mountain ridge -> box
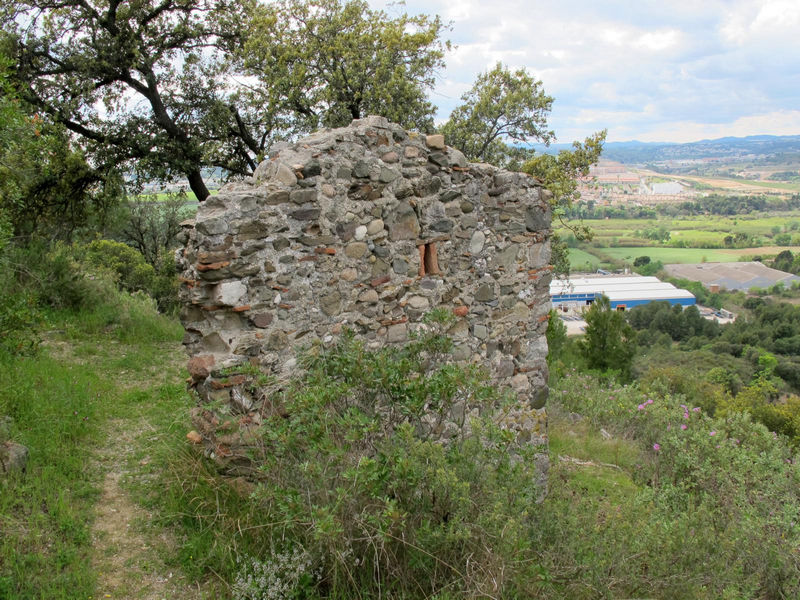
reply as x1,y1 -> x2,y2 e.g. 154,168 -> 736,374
533,134 -> 800,163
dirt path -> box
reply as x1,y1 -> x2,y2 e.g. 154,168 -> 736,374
72,336 -> 226,600
91,416 -> 219,600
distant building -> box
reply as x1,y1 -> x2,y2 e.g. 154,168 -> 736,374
664,262 -> 800,291
550,275 -> 696,311
649,181 -> 686,195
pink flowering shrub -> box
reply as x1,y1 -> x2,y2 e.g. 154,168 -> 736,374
548,368 -> 800,597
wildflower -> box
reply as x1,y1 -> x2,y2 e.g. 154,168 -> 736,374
653,443 -> 661,451
683,412 -> 689,419
709,431 -> 716,436
646,398 -> 654,405
681,424 -> 687,430
693,407 -> 700,412
638,404 -> 645,410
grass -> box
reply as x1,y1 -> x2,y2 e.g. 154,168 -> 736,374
584,245 -> 800,265
0,352 -> 108,598
567,247 -> 604,271
0,297 -> 191,599
143,191 -> 198,202
561,212 -> 800,249
141,189 -> 219,203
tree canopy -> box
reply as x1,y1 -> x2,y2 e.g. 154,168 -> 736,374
2,0 -> 449,202
580,295 -> 635,380
440,63 -> 554,168
0,54 -> 121,238
3,0 -> 259,201
243,0 -> 448,133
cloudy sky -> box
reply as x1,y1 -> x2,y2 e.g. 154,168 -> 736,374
373,0 -> 800,144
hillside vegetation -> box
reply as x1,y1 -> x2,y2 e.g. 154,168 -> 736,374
3,242 -> 800,597
4,1 -> 800,595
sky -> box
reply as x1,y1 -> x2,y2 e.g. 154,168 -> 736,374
372,0 -> 800,144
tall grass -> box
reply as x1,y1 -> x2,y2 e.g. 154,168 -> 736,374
0,247 -> 183,598
0,350 -> 109,597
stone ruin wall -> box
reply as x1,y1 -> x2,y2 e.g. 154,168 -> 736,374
177,116 -> 553,479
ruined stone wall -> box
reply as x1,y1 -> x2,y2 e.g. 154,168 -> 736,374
177,116 -> 552,476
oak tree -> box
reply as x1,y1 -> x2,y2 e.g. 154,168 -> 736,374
4,0 -> 449,201
523,130 -> 606,275
0,54 -> 121,238
4,0 -> 260,201
440,63 -> 554,167
242,0 -> 448,133
579,295 -> 635,380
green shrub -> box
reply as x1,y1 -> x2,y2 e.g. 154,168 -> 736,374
168,314 -> 547,598
245,320 -> 543,597
0,291 -> 41,356
547,369 -> 800,598
7,241 -> 116,311
83,239 -> 158,293
82,239 -> 179,313
0,213 -> 42,356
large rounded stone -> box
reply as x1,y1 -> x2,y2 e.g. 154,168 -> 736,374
385,201 -> 420,241
1,442 -> 28,474
345,242 -> 369,258
470,231 -> 486,254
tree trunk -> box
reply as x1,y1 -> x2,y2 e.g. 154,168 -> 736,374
186,168 -> 210,202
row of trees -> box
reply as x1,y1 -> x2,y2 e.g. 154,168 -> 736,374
1,0 -> 603,246
551,294 -> 800,392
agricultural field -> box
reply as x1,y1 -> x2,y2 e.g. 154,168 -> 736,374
567,248 -> 603,271
633,167 -> 800,195
560,211 -> 800,256
579,246 -> 800,267
563,207 -> 800,271
142,191 -> 202,202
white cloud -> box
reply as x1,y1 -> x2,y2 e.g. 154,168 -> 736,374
370,0 -> 800,142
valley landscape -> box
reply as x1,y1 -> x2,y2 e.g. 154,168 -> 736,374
4,1 -> 800,599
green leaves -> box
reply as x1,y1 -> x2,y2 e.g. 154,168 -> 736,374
523,130 -> 606,210
5,0 -> 256,201
440,62 -> 554,167
5,0 -> 449,201
242,0 -> 447,133
580,295 -> 636,380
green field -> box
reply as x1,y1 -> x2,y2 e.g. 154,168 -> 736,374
567,248 -> 603,271
143,191 -> 200,202
574,245 -> 800,269
742,179 -> 800,192
559,212 -> 800,252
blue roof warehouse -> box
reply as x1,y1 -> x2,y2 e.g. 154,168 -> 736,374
550,275 -> 696,311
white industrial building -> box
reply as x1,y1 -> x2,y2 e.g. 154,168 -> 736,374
550,275 -> 696,311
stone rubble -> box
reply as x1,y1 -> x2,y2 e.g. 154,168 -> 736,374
0,441 -> 28,475
178,116 -> 553,485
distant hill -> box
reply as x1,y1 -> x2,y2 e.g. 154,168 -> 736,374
533,134 -> 800,164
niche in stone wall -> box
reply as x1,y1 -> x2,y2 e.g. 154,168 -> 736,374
418,242 -> 441,277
